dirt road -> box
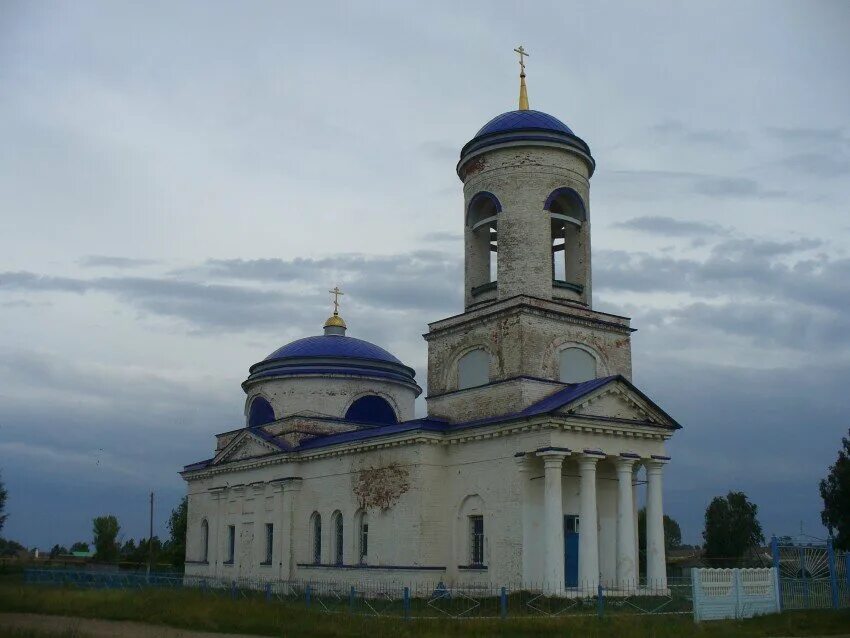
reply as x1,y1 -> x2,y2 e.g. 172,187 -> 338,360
0,613 -> 272,637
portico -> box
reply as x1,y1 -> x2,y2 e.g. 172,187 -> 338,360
520,444 -> 669,593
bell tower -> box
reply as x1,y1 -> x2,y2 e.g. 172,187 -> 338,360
425,49 -> 634,423
459,47 -> 595,310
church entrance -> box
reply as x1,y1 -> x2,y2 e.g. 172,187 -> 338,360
564,514 -> 579,587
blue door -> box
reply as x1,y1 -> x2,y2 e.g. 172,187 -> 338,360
564,515 -> 579,587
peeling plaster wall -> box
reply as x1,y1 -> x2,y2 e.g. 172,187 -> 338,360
462,146 -> 592,308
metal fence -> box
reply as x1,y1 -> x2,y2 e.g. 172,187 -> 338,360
23,569 -> 693,620
771,536 -> 850,611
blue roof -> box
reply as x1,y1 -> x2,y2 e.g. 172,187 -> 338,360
264,335 -> 403,365
475,110 -> 574,137
183,375 -> 680,471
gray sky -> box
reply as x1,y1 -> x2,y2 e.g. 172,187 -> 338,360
1,0 -> 849,549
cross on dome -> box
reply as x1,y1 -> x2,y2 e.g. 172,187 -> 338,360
324,285 -> 347,335
513,45 -> 530,110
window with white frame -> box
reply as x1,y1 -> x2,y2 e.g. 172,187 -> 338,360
356,510 -> 368,563
263,523 -> 273,564
332,511 -> 344,565
201,519 -> 209,563
311,513 -> 322,564
226,525 -> 235,564
469,515 -> 484,566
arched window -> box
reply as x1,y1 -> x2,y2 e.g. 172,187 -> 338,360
559,347 -> 597,384
458,348 -> 490,390
201,519 -> 209,563
545,188 -> 587,290
354,509 -> 368,564
458,494 -> 486,568
467,192 -> 501,295
345,395 -> 398,425
247,396 -> 275,427
332,511 -> 344,565
310,512 -> 322,565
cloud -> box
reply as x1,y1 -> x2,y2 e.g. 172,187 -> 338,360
613,215 -> 730,238
79,256 -> 158,269
605,170 -> 788,201
650,120 -> 746,150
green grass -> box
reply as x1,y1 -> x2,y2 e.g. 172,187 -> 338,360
0,581 -> 848,637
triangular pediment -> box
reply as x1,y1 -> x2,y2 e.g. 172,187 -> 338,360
556,380 -> 678,428
213,429 -> 283,466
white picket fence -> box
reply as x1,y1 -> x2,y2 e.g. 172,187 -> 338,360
692,568 -> 780,622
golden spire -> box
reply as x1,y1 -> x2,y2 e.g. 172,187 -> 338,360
324,285 -> 347,333
514,45 -> 530,110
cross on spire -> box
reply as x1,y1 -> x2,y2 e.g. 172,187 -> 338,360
514,45 -> 530,110
514,45 -> 529,73
329,286 -> 344,315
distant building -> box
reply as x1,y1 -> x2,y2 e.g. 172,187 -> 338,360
181,54 -> 680,591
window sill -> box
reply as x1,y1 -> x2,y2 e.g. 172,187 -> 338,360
471,281 -> 497,297
458,564 -> 488,571
259,561 -> 272,567
223,561 -> 234,566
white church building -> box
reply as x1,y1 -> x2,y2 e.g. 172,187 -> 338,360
181,57 -> 680,593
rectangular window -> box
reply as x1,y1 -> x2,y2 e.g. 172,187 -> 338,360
263,523 -> 273,564
359,522 -> 368,563
469,515 -> 484,566
226,525 -> 235,564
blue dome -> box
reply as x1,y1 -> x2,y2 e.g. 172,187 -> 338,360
264,335 -> 403,365
475,110 -> 573,137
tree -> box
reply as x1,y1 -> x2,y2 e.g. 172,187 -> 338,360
703,491 -> 764,566
820,428 -> 850,550
69,541 -> 90,553
0,471 -> 7,533
92,515 -> 120,562
49,544 -> 68,559
638,508 -> 683,573
167,497 -> 188,570
637,508 -> 682,552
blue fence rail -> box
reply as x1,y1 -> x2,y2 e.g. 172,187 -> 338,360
770,536 -> 850,611
23,570 -> 694,619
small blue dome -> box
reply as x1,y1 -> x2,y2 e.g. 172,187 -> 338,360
264,335 -> 403,365
475,110 -> 574,137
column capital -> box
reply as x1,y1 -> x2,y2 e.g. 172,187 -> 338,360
534,446 -> 571,460
614,455 -> 638,471
578,450 -> 604,467
645,455 -> 670,471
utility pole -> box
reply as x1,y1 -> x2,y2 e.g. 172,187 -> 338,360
146,491 -> 154,580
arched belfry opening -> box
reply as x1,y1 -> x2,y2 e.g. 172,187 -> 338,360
466,191 -> 501,299
545,188 -> 588,296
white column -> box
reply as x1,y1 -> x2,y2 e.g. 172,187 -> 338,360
646,459 -> 668,589
537,450 -> 569,590
578,454 -> 601,592
615,457 -> 637,587
632,465 -> 640,584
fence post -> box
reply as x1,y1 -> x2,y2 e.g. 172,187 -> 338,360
230,580 -> 236,600
597,583 -> 604,618
265,582 -> 272,603
770,536 -> 782,612
349,586 -> 355,614
500,586 -> 507,619
305,584 -> 311,609
827,538 -> 839,610
403,586 -> 410,620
